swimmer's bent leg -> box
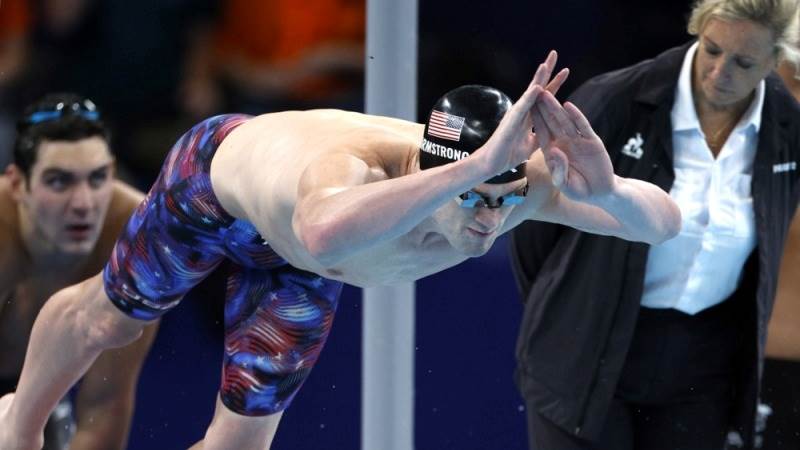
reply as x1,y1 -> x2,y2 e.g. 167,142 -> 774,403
220,264 -> 343,416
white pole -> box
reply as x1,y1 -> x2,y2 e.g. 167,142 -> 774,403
362,0 -> 417,448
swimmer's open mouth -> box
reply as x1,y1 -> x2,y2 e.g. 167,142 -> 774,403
468,228 -> 494,237
66,224 -> 92,232
65,224 -> 93,239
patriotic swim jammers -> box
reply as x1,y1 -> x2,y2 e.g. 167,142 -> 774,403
103,115 -> 343,415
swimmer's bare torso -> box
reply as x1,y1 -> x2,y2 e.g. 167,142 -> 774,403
210,110 -> 550,287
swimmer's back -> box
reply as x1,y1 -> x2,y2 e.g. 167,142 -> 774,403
0,177 -> 24,308
210,109 -> 424,230
215,109 -> 423,186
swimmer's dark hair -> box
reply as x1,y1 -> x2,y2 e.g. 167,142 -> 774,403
13,93 -> 111,177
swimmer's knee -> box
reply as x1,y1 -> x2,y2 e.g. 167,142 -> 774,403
88,310 -> 145,350
65,274 -> 146,351
202,395 -> 282,450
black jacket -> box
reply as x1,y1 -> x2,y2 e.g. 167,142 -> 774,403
511,42 -> 800,447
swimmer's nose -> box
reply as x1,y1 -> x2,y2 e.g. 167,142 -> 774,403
473,207 -> 503,232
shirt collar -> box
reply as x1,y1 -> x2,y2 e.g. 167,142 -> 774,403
672,42 -> 765,134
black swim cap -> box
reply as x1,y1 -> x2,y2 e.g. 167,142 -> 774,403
420,84 -> 525,184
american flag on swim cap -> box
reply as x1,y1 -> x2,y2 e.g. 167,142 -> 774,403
428,110 -> 465,142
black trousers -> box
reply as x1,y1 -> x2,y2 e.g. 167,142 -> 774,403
759,358 -> 800,449
527,298 -> 745,450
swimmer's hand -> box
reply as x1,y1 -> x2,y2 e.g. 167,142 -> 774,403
476,50 -> 569,179
0,393 -> 44,450
531,90 -> 617,202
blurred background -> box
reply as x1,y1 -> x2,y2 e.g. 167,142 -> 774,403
0,1 -> 698,448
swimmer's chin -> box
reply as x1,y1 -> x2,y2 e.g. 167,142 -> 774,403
457,241 -> 495,258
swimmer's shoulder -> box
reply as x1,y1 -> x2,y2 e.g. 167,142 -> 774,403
0,176 -> 24,279
326,110 -> 424,178
0,176 -> 21,241
101,180 -> 145,241
305,109 -> 424,167
0,176 -> 18,229
84,180 -> 144,273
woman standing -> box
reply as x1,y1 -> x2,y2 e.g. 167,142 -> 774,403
511,1 -> 800,449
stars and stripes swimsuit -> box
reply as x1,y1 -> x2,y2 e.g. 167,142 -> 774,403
103,114 -> 343,415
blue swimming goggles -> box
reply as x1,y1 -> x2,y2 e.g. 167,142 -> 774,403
457,184 -> 529,209
25,99 -> 100,125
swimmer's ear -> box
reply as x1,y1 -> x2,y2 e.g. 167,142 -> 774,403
5,164 -> 27,199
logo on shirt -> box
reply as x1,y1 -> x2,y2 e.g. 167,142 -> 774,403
772,161 -> 797,174
621,133 -> 644,159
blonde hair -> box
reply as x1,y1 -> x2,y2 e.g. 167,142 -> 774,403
688,0 -> 800,68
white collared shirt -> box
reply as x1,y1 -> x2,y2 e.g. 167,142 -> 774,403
640,42 -> 763,315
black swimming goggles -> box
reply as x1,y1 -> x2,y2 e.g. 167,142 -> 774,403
456,184 -> 529,209
24,99 -> 100,125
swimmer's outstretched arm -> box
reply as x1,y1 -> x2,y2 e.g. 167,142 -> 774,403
70,320 -> 159,450
512,90 -> 681,244
294,52 -> 568,266
0,274 -> 147,450
293,145 -> 493,266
